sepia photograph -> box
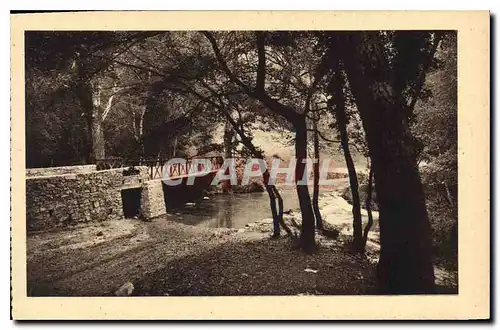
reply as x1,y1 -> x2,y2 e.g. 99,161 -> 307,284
10,11 -> 490,320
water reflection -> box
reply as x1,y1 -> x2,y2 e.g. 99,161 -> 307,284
167,189 -> 301,229
165,180 -> 349,229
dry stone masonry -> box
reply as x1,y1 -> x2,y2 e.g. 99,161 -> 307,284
26,165 -> 97,178
26,165 -> 166,231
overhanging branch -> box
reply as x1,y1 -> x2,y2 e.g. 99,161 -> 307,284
306,128 -> 340,144
201,31 -> 300,124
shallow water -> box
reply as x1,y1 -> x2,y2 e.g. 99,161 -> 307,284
166,179 -> 351,229
167,188 -> 302,229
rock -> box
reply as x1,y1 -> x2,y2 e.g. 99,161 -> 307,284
232,181 -> 265,194
237,228 -> 245,233
96,231 -> 104,237
115,282 -> 134,296
304,268 -> 319,274
203,196 -> 210,200
185,202 -> 196,206
341,184 -> 378,211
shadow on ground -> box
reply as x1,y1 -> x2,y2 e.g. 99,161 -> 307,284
133,236 -> 378,296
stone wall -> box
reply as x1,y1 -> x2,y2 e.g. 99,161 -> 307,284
26,166 -> 152,232
26,165 -> 97,178
141,179 -> 167,219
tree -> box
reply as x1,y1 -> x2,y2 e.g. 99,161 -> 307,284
327,65 -> 363,252
310,113 -> 323,230
105,32 -> 223,161
333,31 -> 443,293
362,164 -> 375,250
25,66 -> 90,167
25,31 -> 159,163
223,102 -> 293,237
200,31 -> 329,252
411,33 -> 458,255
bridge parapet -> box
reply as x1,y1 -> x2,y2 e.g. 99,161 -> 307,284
26,164 -> 97,178
26,166 -> 161,232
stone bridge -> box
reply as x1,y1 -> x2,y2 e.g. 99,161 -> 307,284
25,158 -> 223,232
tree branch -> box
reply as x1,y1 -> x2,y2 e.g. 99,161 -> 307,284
101,94 -> 115,121
103,57 -> 165,77
85,32 -> 164,81
201,32 -> 253,94
201,31 -> 300,124
306,128 -> 340,144
305,53 -> 330,114
406,32 -> 444,113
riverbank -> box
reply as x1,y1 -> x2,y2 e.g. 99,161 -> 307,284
134,224 -> 377,296
139,188 -> 457,295
27,214 -> 378,296
27,217 -> 264,296
27,185 -> 457,296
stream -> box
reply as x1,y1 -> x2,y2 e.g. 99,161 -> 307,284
166,187 -> 302,229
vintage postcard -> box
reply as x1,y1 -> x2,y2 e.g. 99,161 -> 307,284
10,11 -> 490,320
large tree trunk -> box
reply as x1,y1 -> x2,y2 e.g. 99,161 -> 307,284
133,106 -> 146,160
90,87 -> 108,161
342,137 -> 363,251
91,115 -> 105,160
274,185 -> 292,235
312,119 -> 323,230
339,32 -> 435,293
265,184 -> 280,236
329,71 -> 363,252
295,120 -> 316,252
74,82 -> 105,162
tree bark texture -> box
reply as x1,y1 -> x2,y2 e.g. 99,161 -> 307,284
329,69 -> 363,252
312,119 -> 324,230
295,120 -> 316,252
339,32 -> 435,293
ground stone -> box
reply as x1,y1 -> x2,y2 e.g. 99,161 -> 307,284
115,282 -> 134,296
